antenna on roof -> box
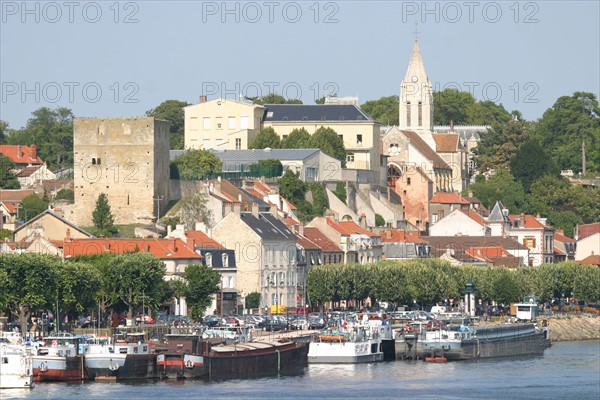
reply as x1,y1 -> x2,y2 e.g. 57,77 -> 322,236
413,22 -> 420,41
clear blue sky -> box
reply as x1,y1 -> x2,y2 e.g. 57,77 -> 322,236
1,1 -> 599,129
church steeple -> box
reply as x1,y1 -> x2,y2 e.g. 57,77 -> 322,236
399,40 -> 434,148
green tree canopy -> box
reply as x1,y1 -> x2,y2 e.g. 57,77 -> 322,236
467,100 -> 511,125
360,96 -> 399,126
468,170 -> 526,212
281,128 -> 311,148
510,139 -> 560,192
0,154 -> 20,189
2,107 -> 74,171
0,253 -> 60,333
247,93 -> 302,105
433,89 -> 476,125
20,194 -> 48,222
473,119 -> 533,173
92,193 -> 115,231
245,292 -> 261,309
58,261 -> 101,319
277,169 -> 307,207
171,149 -> 223,180
146,99 -> 191,150
535,92 -> 600,173
249,127 -> 281,149
183,264 -> 221,320
310,126 -> 346,167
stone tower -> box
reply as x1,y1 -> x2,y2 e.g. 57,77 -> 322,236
399,40 -> 435,148
73,117 -> 170,226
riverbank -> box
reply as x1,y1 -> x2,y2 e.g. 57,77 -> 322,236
544,315 -> 600,341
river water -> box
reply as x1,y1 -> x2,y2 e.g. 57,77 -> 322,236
4,341 -> 599,400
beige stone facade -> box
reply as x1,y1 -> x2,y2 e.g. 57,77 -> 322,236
184,98 -> 264,150
73,117 -> 170,226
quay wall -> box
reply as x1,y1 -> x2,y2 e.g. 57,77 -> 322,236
543,315 -> 600,342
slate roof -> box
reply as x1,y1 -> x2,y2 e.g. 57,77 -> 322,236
402,130 -> 451,170
214,149 -> 322,169
262,104 -> 373,123
488,201 -> 509,222
240,212 -> 296,240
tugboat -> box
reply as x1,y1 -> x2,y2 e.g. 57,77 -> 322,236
84,332 -> 156,380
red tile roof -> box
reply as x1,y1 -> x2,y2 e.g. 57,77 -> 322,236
2,202 -> 18,213
336,221 -> 379,238
184,231 -> 223,249
303,227 -> 342,253
577,254 -> 600,266
430,192 -> 470,205
462,209 -> 485,226
509,215 -> 550,229
554,233 -> 576,243
0,189 -> 35,201
296,234 -> 320,250
282,197 -> 297,210
577,223 -> 600,240
381,229 -> 428,243
553,247 -> 565,256
465,246 -> 511,259
432,134 -> 460,153
0,145 -> 43,165
64,238 -> 201,259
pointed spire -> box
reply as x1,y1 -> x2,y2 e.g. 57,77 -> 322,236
403,40 -> 429,83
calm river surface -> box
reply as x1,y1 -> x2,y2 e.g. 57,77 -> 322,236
4,341 -> 599,400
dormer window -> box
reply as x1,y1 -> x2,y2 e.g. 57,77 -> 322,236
205,253 -> 212,267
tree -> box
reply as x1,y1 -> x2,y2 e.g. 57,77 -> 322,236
310,126 -> 346,167
249,127 -> 281,149
0,253 -> 60,334
57,261 -> 101,321
20,194 -> 48,222
535,92 -> 600,173
361,96 -> 399,126
249,159 -> 283,178
170,149 -> 223,180
105,253 -> 166,321
245,292 -> 261,309
146,100 -> 191,150
3,107 -> 74,171
92,193 -> 115,231
467,100 -> 511,125
473,119 -> 534,173
375,214 -> 385,227
433,89 -> 476,125
0,120 -> 8,143
510,139 -> 560,192
277,169 -> 307,206
281,128 -> 311,148
468,170 -> 526,212
247,93 -> 302,105
72,253 -> 119,321
180,189 -> 213,229
0,154 -> 20,189
183,264 -> 221,320
54,188 -> 74,202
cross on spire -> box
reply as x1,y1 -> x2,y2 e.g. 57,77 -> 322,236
413,22 -> 419,41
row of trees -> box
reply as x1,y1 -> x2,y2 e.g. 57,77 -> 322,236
0,252 -> 221,333
249,126 -> 347,167
307,260 -> 600,308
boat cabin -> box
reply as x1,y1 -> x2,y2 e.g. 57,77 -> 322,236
514,303 -> 539,322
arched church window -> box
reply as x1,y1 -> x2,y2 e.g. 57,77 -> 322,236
406,102 -> 411,126
418,102 -> 423,126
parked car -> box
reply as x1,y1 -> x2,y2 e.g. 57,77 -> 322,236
264,318 -> 287,331
203,315 -> 221,327
308,317 -> 326,330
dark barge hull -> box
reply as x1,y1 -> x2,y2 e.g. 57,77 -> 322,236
33,356 -> 83,382
204,340 -> 308,380
157,354 -> 205,379
85,354 -> 157,380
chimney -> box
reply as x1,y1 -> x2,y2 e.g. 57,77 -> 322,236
468,191 -> 473,197
520,212 -> 525,227
199,95 -> 207,103
233,202 -> 241,216
269,204 -> 278,217
17,145 -> 23,158
31,144 -> 36,160
167,225 -> 172,237
66,228 -> 71,239
359,213 -> 367,229
450,119 -> 454,132
386,230 -> 392,240
251,202 -> 259,218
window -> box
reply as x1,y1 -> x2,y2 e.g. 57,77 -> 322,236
228,116 -> 235,129
205,253 -> 212,267
407,177 -> 411,185
91,157 -> 101,165
406,102 -> 411,126
203,139 -> 211,149
418,102 -> 423,126
346,153 -> 355,163
306,167 -> 316,180
356,134 -> 362,145
240,116 -> 248,129
222,253 -> 229,267
203,117 -> 210,129
523,237 -> 536,249
215,138 -> 223,148
216,117 -> 223,129
235,138 -> 241,150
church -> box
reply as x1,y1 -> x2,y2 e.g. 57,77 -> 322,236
382,40 -> 472,232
